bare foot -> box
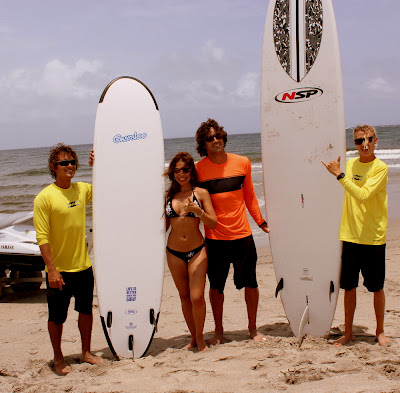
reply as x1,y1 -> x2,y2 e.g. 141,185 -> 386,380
333,335 -> 353,346
53,358 -> 71,376
196,337 -> 208,352
377,332 -> 390,346
81,352 -> 101,365
250,330 -> 266,342
183,339 -> 197,350
207,332 -> 223,346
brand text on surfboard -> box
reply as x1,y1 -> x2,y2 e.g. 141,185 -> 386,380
113,132 -> 147,143
275,87 -> 323,103
126,287 -> 137,302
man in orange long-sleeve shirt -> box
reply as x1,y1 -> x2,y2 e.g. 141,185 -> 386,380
195,119 -> 269,344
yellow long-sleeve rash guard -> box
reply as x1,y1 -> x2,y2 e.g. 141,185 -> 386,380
339,157 -> 388,245
33,182 -> 92,272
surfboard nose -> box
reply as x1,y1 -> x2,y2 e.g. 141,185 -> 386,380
273,0 -> 323,82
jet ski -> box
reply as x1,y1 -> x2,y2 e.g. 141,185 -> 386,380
0,212 -> 44,294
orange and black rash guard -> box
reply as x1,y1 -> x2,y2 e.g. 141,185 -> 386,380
196,153 -> 265,240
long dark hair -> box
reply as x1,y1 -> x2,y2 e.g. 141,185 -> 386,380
164,152 -> 198,201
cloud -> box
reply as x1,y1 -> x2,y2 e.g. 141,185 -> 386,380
366,77 -> 396,95
159,40 -> 261,114
0,68 -> 31,92
235,72 -> 259,100
38,59 -> 104,99
163,79 -> 225,108
0,59 -> 105,100
201,39 -> 225,63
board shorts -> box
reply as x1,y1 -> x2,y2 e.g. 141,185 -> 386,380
46,266 -> 94,325
206,235 -> 258,294
340,241 -> 386,292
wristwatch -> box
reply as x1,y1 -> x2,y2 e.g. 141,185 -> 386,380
337,173 -> 345,180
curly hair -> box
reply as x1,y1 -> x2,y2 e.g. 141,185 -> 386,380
48,143 -> 79,179
164,152 -> 198,201
195,118 -> 228,157
353,124 -> 377,138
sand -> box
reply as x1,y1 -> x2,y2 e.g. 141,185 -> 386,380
1,217 -> 400,393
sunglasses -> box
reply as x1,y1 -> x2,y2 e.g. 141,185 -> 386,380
174,166 -> 191,174
57,159 -> 76,166
205,132 -> 223,142
354,136 -> 375,145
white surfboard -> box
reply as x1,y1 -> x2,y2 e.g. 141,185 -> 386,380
93,76 -> 165,359
261,0 -> 346,338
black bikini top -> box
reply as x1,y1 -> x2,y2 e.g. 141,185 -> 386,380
165,193 -> 202,218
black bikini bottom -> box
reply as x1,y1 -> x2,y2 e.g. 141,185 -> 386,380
166,243 -> 206,264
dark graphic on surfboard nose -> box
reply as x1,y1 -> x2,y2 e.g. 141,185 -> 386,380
273,0 -> 323,82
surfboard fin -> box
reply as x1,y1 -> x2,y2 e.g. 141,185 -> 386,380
129,334 -> 134,360
275,278 -> 284,298
329,281 -> 335,302
298,304 -> 310,348
106,311 -> 113,328
150,309 -> 159,332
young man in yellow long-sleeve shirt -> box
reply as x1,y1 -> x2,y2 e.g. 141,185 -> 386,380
34,144 -> 100,375
322,125 -> 389,346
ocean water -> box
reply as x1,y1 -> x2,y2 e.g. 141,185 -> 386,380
0,125 -> 399,239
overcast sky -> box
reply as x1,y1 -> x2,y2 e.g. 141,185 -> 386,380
1,0 -> 399,150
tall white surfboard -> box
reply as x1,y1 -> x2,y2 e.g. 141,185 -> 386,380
93,77 -> 165,359
261,0 -> 346,339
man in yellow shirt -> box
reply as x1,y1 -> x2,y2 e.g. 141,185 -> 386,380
34,144 -> 100,375
322,125 -> 389,346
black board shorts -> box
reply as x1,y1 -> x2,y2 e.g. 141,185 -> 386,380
206,235 -> 258,294
46,266 -> 94,325
340,241 -> 386,292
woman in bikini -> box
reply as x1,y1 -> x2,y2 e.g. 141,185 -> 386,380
164,152 -> 217,352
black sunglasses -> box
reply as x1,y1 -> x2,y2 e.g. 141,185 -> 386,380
174,166 -> 191,174
354,136 -> 374,145
205,132 -> 223,142
57,159 -> 76,166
